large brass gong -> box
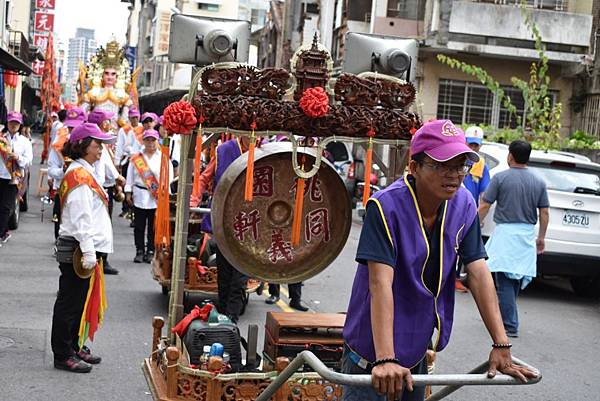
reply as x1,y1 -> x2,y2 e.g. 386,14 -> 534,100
211,142 -> 352,283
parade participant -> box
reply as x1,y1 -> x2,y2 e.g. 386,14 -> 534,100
115,108 -> 143,218
341,120 -> 537,401
50,110 -> 66,144
479,140 -> 549,338
463,126 -> 490,206
125,129 -> 173,263
48,107 -> 86,239
197,136 -> 252,323
134,112 -> 158,154
51,122 -> 114,373
88,110 -> 123,275
80,39 -> 134,129
265,283 -> 308,311
0,111 -> 33,244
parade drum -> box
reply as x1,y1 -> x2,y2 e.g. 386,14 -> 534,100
211,142 -> 352,283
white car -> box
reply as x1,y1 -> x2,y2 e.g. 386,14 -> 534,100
479,142 -> 600,297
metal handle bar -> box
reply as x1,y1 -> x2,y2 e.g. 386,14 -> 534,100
189,207 -> 211,214
256,351 -> 541,401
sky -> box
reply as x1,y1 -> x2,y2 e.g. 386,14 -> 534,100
53,0 -> 131,48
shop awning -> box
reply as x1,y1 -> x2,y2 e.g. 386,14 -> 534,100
0,47 -> 33,76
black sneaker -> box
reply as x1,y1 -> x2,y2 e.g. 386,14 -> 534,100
143,250 -> 154,263
0,232 -> 11,243
54,355 -> 92,373
134,250 -> 144,263
265,295 -> 280,305
289,300 -> 309,312
103,264 -> 120,275
77,346 -> 102,364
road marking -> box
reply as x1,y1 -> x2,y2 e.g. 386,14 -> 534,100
263,284 -> 313,313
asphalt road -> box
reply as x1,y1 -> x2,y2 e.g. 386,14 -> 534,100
1,138 -> 599,400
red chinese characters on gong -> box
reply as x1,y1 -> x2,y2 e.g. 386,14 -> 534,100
233,209 -> 261,241
289,176 -> 323,202
253,165 -> 274,197
305,208 -> 331,243
267,229 -> 294,263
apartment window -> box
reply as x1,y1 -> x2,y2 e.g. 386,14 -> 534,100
198,3 -> 219,12
251,9 -> 266,26
387,0 -> 426,20
438,79 -> 559,128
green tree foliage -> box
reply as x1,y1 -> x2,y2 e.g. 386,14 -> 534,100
437,1 -> 562,150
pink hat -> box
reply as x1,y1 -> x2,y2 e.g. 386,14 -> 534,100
7,111 -> 23,124
64,107 -> 86,128
51,111 -> 58,118
410,120 -> 479,163
88,110 -> 115,125
69,122 -> 115,144
141,112 -> 158,123
142,129 -> 160,140
158,115 -> 164,125
129,108 -> 141,118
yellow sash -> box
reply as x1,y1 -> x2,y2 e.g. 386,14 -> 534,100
470,157 -> 485,179
131,153 -> 160,199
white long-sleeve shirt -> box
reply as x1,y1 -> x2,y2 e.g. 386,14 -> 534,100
58,159 -> 113,254
95,143 -> 119,187
47,146 -> 64,190
0,132 -> 33,181
125,150 -> 173,209
115,126 -> 136,166
50,120 -> 63,144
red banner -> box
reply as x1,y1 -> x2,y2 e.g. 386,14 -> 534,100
32,60 -> 45,76
33,34 -> 49,52
34,12 -> 54,32
36,0 -> 56,9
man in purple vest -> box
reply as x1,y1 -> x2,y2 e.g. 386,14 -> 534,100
342,120 -> 537,401
198,136 -> 250,323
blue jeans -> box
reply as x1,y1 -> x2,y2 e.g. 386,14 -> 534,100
495,272 -> 521,335
341,347 -> 427,401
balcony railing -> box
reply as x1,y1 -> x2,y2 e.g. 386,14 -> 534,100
476,0 -> 568,11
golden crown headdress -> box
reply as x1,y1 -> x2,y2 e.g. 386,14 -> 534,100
96,39 -> 125,69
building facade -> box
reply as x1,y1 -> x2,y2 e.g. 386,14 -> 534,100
259,0 -> 597,138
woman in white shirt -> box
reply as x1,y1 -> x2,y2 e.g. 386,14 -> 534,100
51,123 -> 114,373
125,129 -> 173,263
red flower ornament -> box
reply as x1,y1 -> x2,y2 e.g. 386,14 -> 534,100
299,87 -> 329,118
163,101 -> 198,135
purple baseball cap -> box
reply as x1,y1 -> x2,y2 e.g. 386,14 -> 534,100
142,129 -> 160,140
410,120 -> 479,163
69,123 -> 115,144
158,115 -> 164,125
129,108 -> 141,118
7,111 -> 23,124
141,112 -> 158,123
64,107 -> 86,128
88,110 -> 115,125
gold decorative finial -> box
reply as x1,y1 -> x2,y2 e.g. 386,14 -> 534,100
96,39 -> 124,69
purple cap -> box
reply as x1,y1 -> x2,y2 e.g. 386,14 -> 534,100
64,107 -> 86,128
129,108 -> 141,118
142,129 -> 160,140
7,111 -> 23,124
69,122 -> 115,144
87,110 -> 115,125
158,115 -> 164,125
141,112 -> 158,123
51,111 -> 58,118
410,120 -> 479,163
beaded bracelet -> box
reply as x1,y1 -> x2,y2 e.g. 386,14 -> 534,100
492,343 -> 512,349
372,358 -> 402,367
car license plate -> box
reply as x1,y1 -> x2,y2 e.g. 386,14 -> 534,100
562,210 -> 590,228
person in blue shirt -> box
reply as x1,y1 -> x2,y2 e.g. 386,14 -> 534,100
456,126 -> 491,292
462,126 -> 490,205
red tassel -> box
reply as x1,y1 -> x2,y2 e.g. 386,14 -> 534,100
291,177 -> 305,246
